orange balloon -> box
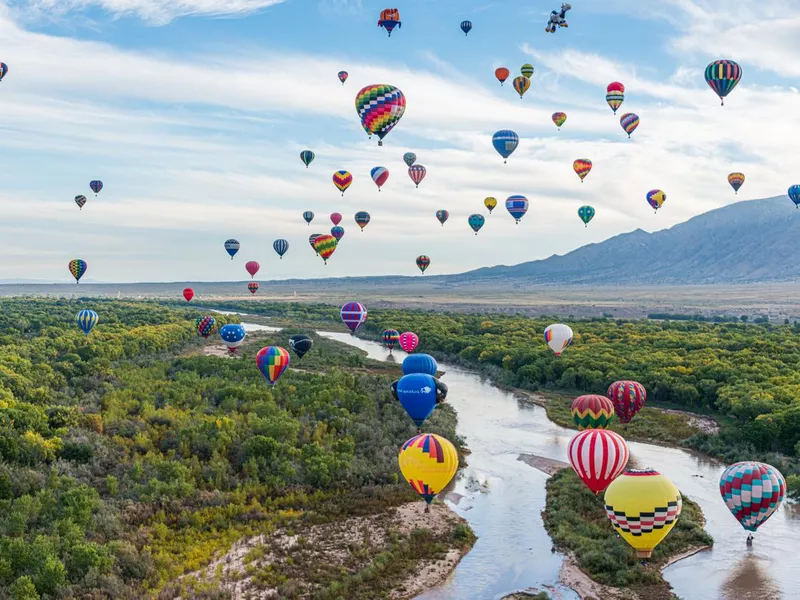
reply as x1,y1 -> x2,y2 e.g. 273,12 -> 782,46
495,67 -> 510,85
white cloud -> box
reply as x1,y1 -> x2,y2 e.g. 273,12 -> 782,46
10,0 -> 285,25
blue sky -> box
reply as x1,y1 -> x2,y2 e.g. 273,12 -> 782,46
0,0 -> 798,283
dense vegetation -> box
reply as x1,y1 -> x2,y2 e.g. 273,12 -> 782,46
205,301 -> 800,496
543,469 -> 712,599
0,298 -> 462,598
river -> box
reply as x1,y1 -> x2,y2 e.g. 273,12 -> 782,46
234,317 -> 800,600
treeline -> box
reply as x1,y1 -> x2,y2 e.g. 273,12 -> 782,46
0,299 -> 458,598
647,312 -> 771,324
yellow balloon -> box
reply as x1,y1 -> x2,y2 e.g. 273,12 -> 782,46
398,433 -> 458,508
604,469 -> 682,559
484,197 -> 498,213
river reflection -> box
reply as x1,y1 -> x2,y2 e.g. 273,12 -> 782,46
235,323 -> 800,600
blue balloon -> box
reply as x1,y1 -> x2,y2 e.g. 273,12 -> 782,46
461,20 -> 472,35
220,324 -> 246,343
395,373 -> 438,426
402,353 -> 438,376
789,185 -> 800,208
75,309 -> 98,335
273,239 -> 289,258
224,238 -> 240,259
492,130 -> 519,162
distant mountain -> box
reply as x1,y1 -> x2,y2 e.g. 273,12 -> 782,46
456,196 -> 799,285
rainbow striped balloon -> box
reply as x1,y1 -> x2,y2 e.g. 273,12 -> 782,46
619,113 -> 640,138
255,346 -> 290,386
332,171 -> 352,195
355,84 -> 406,146
573,159 -> 592,182
68,259 -> 87,284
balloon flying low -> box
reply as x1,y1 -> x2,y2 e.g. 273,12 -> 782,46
544,323 -> 573,356
416,255 -> 430,274
399,331 -> 419,353
75,309 -> 99,335
571,394 -> 614,430
289,334 -> 313,359
219,324 -> 246,354
402,353 -> 438,376
382,329 -> 400,351
568,428 -> 629,494
196,316 -> 216,339
607,380 -> 646,424
398,433 -> 458,511
255,346 -> 290,385
248,282 -> 259,295
396,373 -> 439,426
183,288 -> 194,302
720,461 -> 785,532
340,301 -> 367,334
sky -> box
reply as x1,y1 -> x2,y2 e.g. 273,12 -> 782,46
0,0 -> 799,283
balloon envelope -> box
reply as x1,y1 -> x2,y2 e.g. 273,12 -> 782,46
330,212 -> 343,226
568,429 -> 629,494
355,84 -> 406,145
220,324 -> 246,353
544,324 -> 573,356
607,380 -> 647,424
396,373 -> 438,426
484,197 -> 497,213
552,112 -> 567,128
313,234 -> 338,263
196,316 -> 216,339
646,189 -> 666,211
720,461 -> 786,532
399,331 -> 419,353
68,259 -> 87,283
248,282 -> 259,295
403,152 -> 417,167
183,288 -> 194,302
571,394 -> 614,430
224,239 -> 240,259
505,195 -> 528,223
75,309 -> 98,335
289,334 -> 313,359
727,173 -> 745,194
468,214 -> 485,234
371,166 -> 389,190
460,20 -> 472,35
333,171 -> 353,195
255,346 -> 290,385
492,130 -> 519,162
273,239 -> 289,258
408,165 -> 426,187
340,301 -> 367,333
300,150 -> 315,167
245,261 -> 260,278
705,59 -> 742,105
382,329 -> 400,350
578,205 -> 595,226
303,210 -> 315,224
398,433 -> 458,504
512,76 -> 530,98
402,353 -> 438,376
436,210 -> 449,226
619,113 -> 640,138
573,159 -> 592,182
495,67 -> 510,85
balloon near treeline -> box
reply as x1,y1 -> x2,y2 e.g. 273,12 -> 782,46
720,461 -> 785,532
382,329 -> 400,351
568,429 -> 629,494
196,316 -> 216,339
399,331 -> 419,353
398,433 -> 458,510
604,469 -> 682,559
396,373 -> 438,426
571,395 -> 614,430
256,346 -> 290,385
76,309 -> 98,335
220,324 -> 246,354
289,334 -> 313,359
402,353 -> 438,376
248,282 -> 259,295
544,323 -> 573,356
340,302 -> 367,334
607,380 -> 646,424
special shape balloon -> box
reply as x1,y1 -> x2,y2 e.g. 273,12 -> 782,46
492,130 -> 519,163
552,112 -> 567,129
273,239 -> 289,259
303,210 -> 314,225
300,150 -> 315,168
399,331 -> 419,353
403,152 -> 417,167
571,394 -> 614,430
224,239 -> 240,259
402,353 -> 438,376
371,166 -> 389,191
468,214 -> 485,234
705,59 -> 742,106
720,461 -> 786,532
512,76 -> 530,99
495,67 -> 510,86
245,261 -> 260,278
219,324 -> 246,354
568,429 -> 629,494
578,205 -> 595,227
248,282 -> 259,295
183,288 -> 194,302
313,234 -> 338,264
331,226 -> 345,242
408,165 -> 426,188
340,301 -> 367,334
75,309 -> 98,335
646,189 -> 666,212
333,171 -> 353,195
484,197 -> 497,213
544,323 -> 573,356
605,469 -> 682,559
436,209 -> 449,226
607,380 -> 646,425
398,433 -> 458,511
68,259 -> 87,284
355,84 -> 406,146
378,8 -> 402,37
74,195 -> 87,210
505,195 -> 528,224
355,211 -> 371,231
196,316 -> 216,339
396,374 -> 439,426
289,334 -> 313,359
255,346 -> 290,385
573,159 -> 592,182
416,255 -> 430,274
727,173 -> 745,194
619,113 -> 640,138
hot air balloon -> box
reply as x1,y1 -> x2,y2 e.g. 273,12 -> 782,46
408,165 -> 426,188
399,331 -> 419,353
619,113 -> 639,138
220,324 -> 246,354
183,288 -> 194,302
435,379 -> 449,404
404,152 -> 417,167
224,239 -> 240,259
338,71 -> 348,85
552,112 -> 567,129
313,234 -> 337,264
0,63 -> 7,82
568,429 -> 629,494
460,20 -> 472,35
75,309 -> 98,335
355,84 -> 406,146
331,226 -> 345,242
382,329 -> 400,352
74,195 -> 87,210
606,82 -> 625,114
705,59 -> 742,106
727,173 -> 745,194
248,282 -> 259,295
544,323 -> 573,356
89,180 -> 103,196
398,433 -> 458,512
788,185 -> 800,209
396,374 -> 439,426
289,334 -> 313,359
605,469 -> 682,559
378,8 -> 401,37
436,209 -> 449,226
300,150 -> 315,168
571,394 -> 614,430
607,380 -> 646,425
573,159 -> 592,182
68,259 -> 87,284
330,213 -> 342,226
512,76 -> 530,99
340,301 -> 367,334
196,316 -> 216,339
578,205 -> 595,227
303,210 -> 315,225
333,171 -> 353,195
355,211 -> 371,231
505,195 -> 528,224
416,255 -> 430,274
371,166 -> 389,191
403,353 -> 438,376
720,462 -> 785,533
484,197 -> 497,213
309,234 -> 321,254
468,214 -> 485,234
521,64 -> 535,78
495,67 -> 510,86
255,346 -> 290,385
245,261 -> 260,278
646,189 -> 666,212
492,130 -> 519,163
273,239 -> 289,259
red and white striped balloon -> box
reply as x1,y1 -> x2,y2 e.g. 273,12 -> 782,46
568,429 -> 629,494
